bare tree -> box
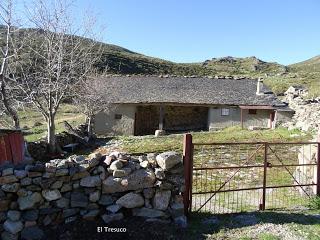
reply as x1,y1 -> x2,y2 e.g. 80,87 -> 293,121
0,0 -> 21,129
74,76 -> 114,138
14,0 -> 103,153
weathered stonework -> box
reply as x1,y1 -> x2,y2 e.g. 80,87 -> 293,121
0,150 -> 185,239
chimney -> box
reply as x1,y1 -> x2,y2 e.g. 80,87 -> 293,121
256,78 -> 264,95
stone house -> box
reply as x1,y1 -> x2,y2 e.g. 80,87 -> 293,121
94,76 -> 294,136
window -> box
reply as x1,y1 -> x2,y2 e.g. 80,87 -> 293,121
115,114 -> 122,120
221,108 -> 230,116
248,109 -> 257,115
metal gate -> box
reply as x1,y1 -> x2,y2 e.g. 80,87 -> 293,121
183,134 -> 320,215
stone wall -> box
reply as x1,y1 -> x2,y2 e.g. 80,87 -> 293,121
0,151 -> 185,239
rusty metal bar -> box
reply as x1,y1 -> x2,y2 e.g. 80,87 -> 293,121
260,143 -> 268,211
193,142 -> 318,146
317,142 -> 320,196
183,133 -> 193,215
193,183 -> 317,195
193,163 -> 317,171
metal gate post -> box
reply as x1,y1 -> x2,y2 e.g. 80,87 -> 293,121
260,142 -> 268,210
317,130 -> 320,196
183,133 -> 193,215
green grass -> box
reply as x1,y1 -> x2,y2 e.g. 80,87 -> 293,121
119,126 -> 312,154
2,104 -> 86,142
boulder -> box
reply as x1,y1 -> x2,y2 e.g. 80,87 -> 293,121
21,226 -> 45,240
89,191 -> 101,202
2,183 -> 20,192
2,168 -> 14,176
101,213 -> 124,224
113,168 -> 131,177
14,170 -> 27,179
155,168 -> 165,179
42,190 -> 62,201
156,151 -> 182,170
55,197 -> 70,208
3,220 -> 23,234
1,231 -> 19,240
0,175 -> 18,184
153,190 -> 171,210
98,194 -> 113,206
116,192 -> 144,208
102,169 -> 156,193
22,210 -> 39,221
132,207 -> 166,218
143,188 -> 155,199
80,175 -> 101,187
7,211 -> 21,221
110,160 -> 123,170
106,204 -> 121,213
70,192 -> 88,208
18,192 -> 43,210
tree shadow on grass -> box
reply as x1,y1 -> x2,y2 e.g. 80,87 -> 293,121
187,210 -> 320,240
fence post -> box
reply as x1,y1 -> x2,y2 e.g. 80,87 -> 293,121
260,142 -> 268,210
317,129 -> 320,196
183,133 -> 193,216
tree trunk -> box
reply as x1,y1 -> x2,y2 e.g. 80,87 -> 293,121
0,76 -> 20,129
47,115 -> 57,153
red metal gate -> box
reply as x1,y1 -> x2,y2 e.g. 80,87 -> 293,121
0,129 -> 25,165
183,134 -> 320,215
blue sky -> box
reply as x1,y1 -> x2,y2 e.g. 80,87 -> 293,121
25,0 -> 320,65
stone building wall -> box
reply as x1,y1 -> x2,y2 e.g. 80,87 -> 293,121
0,151 -> 185,239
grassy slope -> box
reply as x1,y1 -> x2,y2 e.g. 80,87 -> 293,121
118,126 -> 312,154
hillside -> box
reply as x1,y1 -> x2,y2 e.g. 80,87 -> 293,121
1,26 -> 319,96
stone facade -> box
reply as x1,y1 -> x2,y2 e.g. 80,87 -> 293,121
0,151 -> 185,239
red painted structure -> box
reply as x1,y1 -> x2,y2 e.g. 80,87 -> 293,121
0,129 -> 25,165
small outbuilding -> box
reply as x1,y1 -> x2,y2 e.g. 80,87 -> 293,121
94,76 -> 294,136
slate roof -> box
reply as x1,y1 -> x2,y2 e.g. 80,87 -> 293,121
100,76 -> 287,107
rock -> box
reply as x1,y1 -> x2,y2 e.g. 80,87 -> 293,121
153,190 -> 171,210
2,183 -> 20,192
155,129 -> 166,137
1,231 -> 18,240
83,209 -> 100,220
80,175 -> 101,187
27,172 -> 42,178
89,152 -> 102,161
55,197 -> 70,208
21,177 -> 32,186
14,170 -> 27,179
70,192 -> 88,208
102,169 -> 156,193
0,175 -> 18,184
174,215 -> 187,228
24,221 -> 37,228
71,171 -> 90,180
113,168 -> 131,177
132,207 -> 166,218
89,191 -> 101,202
106,204 -> 121,213
0,199 -> 10,211
156,151 -> 182,170
70,155 -> 85,163
7,211 -> 21,221
42,190 -> 62,201
2,168 -> 14,176
101,213 -> 124,224
170,203 -> 184,217
18,192 -> 43,210
55,168 -> 69,176
22,210 -> 39,221
98,194 -> 113,206
3,220 -> 23,234
60,184 -> 72,193
110,160 -> 123,170
143,188 -> 155,199
116,192 -> 144,208
140,161 -> 149,168
50,180 -> 63,189
21,226 -> 45,240
63,208 -> 79,218
155,168 -> 165,179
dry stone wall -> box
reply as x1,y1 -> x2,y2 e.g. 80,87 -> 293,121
0,151 -> 186,240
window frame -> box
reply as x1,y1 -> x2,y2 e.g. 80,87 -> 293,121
248,109 -> 257,115
221,108 -> 230,116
